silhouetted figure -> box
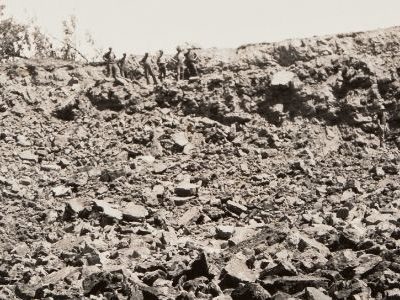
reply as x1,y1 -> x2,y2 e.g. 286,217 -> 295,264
174,46 -> 185,81
103,47 -> 117,78
140,52 -> 158,85
377,105 -> 389,148
185,49 -> 199,78
118,53 -> 127,77
157,50 -> 167,82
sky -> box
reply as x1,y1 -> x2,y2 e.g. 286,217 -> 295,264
3,0 -> 400,56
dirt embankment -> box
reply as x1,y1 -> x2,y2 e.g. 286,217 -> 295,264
0,27 -> 400,299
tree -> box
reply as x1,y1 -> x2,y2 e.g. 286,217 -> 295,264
61,15 -> 77,61
0,4 -> 53,59
0,5 -> 30,58
31,25 -> 53,58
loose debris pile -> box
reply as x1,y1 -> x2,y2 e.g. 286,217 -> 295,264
1,27 -> 400,299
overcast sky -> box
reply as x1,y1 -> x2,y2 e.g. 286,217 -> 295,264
3,0 -> 400,56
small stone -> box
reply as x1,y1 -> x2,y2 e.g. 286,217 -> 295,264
137,155 -> 155,164
364,211 -> 387,225
11,242 -> 30,256
41,164 -> 61,171
328,249 -> 358,271
386,288 -> 400,299
336,207 -> 350,220
270,70 -> 297,88
19,150 -> 38,162
353,254 -> 382,276
178,206 -> 202,226
226,200 -> 247,214
175,181 -> 198,197
373,166 -> 385,177
16,135 -> 31,146
65,198 -> 85,215
231,283 -> 271,300
52,185 -> 71,197
215,225 -> 236,240
260,260 -> 298,278
153,163 -> 168,174
153,184 -> 165,196
15,284 -> 37,299
19,177 -> 32,186
41,266 -> 79,286
172,132 -> 189,147
261,275 -> 329,294
184,252 -> 210,280
298,233 -> 330,256
172,196 -> 193,206
305,287 -> 332,300
221,257 -> 257,287
183,143 -> 194,154
229,227 -> 257,246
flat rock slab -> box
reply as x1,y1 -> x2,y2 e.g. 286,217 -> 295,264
52,185 -> 71,197
122,203 -> 149,221
153,163 -> 169,174
261,275 -> 329,294
41,164 -> 61,171
93,200 -> 123,220
19,150 -> 38,162
226,200 -> 247,214
216,225 -> 236,240
178,206 -> 202,226
66,198 -> 85,214
270,70 -> 296,88
172,132 -> 189,147
175,182 -> 198,197
222,257 -> 257,285
306,287 -> 332,300
231,282 -> 271,300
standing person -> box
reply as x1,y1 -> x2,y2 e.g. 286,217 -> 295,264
157,50 -> 167,82
140,52 -> 158,85
103,47 -> 117,78
174,46 -> 186,81
377,104 -> 389,148
185,48 -> 199,78
118,53 -> 127,77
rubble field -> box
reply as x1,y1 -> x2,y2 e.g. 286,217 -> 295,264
1,27 -> 400,299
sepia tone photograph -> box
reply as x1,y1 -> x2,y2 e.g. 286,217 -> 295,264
0,0 -> 400,299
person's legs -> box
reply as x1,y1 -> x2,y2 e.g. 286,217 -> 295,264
112,64 -> 118,78
160,65 -> 166,81
148,67 -> 158,84
144,65 -> 150,84
176,65 -> 181,81
379,125 -> 385,148
179,65 -> 185,80
158,66 -> 162,81
106,63 -> 111,77
191,63 -> 199,77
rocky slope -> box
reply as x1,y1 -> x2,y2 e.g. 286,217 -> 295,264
1,26 -> 400,299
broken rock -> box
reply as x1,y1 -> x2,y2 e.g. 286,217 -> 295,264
92,199 -> 123,220
175,181 -> 198,197
231,283 -> 271,300
122,203 -> 149,221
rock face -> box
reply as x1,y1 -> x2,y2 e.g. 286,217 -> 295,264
1,27 -> 400,299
